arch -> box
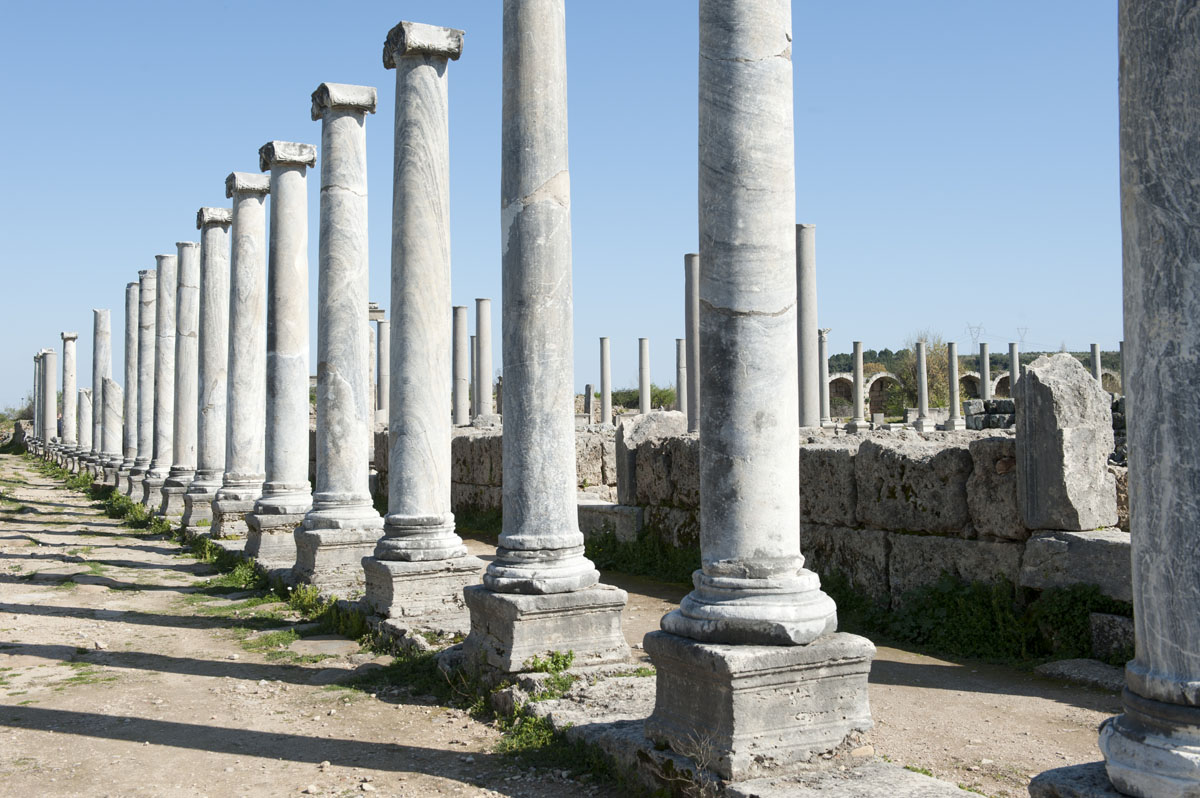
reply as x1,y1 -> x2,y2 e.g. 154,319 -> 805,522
866,372 -> 901,416
828,373 -> 853,417
994,373 -> 1011,398
960,371 -> 981,399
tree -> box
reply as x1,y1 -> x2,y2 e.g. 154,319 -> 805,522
895,329 -> 951,409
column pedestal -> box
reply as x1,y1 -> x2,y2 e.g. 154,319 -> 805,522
211,484 -> 259,539
245,509 -> 306,571
291,507 -> 383,592
362,556 -> 483,630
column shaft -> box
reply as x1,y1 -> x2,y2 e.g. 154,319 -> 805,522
600,336 -> 612,425
675,338 -> 687,414
475,298 -> 494,417
77,390 -> 92,454
376,319 -> 390,415
1009,342 -> 1020,395
61,333 -> 78,448
638,338 -> 651,414
145,254 -> 176,495
41,350 -> 57,442
850,341 -> 866,428
120,283 -> 139,472
946,342 -> 965,430
162,242 -> 200,514
818,328 -> 831,426
684,253 -> 700,432
132,270 -> 156,479
1091,343 -> 1102,382
92,309 -> 111,460
452,306 -> 470,425
194,209 -> 232,486
796,223 -> 819,427
980,342 -> 991,401
915,341 -> 930,426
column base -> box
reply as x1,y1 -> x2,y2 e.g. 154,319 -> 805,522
913,417 -> 938,432
461,583 -> 630,673
292,515 -> 383,597
102,464 -> 121,487
181,483 -> 220,531
160,484 -> 189,518
116,468 -> 134,496
643,630 -> 875,782
941,418 -> 967,431
844,420 -> 869,433
1098,689 -> 1200,798
362,555 -> 484,630
141,474 -> 166,507
244,511 -> 306,571
211,497 -> 256,539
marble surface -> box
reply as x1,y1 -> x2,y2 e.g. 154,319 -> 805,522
147,254 -> 176,481
60,333 -> 78,447
452,306 -> 470,424
796,224 -> 819,427
132,270 -> 156,475
193,208 -> 232,489
168,242 -> 200,481
121,283 -> 139,467
91,308 -> 111,457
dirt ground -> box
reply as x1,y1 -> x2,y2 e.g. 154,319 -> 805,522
0,454 -> 1119,797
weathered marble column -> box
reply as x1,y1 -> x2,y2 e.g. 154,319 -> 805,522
600,336 -> 612,426
846,341 -> 867,432
980,342 -> 992,401
1093,4 -> 1200,795
101,377 -> 123,481
638,338 -> 651,414
818,328 -> 832,427
161,242 -> 200,516
41,349 -> 57,445
1090,343 -> 1102,383
584,383 -> 594,421
60,333 -> 78,454
684,253 -> 700,433
645,1 -> 872,780
944,341 -> 966,430
129,270 -> 156,498
1120,340 -> 1126,395
675,338 -> 687,413
244,141 -> 315,567
368,321 -> 378,425
474,297 -> 496,421
470,334 -> 477,414
1008,342 -> 1020,396
77,389 -> 92,459
184,208 -> 232,528
462,0 -> 627,673
361,29 -> 483,617
118,283 -> 139,493
142,255 -> 175,507
90,310 -> 112,474
452,306 -> 470,425
212,172 -> 269,539
913,340 -> 934,431
32,353 -> 41,444
377,317 -> 391,421
796,223 -> 819,428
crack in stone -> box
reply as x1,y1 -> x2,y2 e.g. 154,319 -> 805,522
700,298 -> 794,318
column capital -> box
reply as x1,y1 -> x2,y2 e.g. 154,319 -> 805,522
154,253 -> 176,266
258,141 -> 317,173
225,172 -> 270,198
383,21 -> 464,68
368,301 -> 386,322
196,207 -> 233,230
61,331 -> 78,342
175,241 -> 200,251
139,268 -> 156,280
310,82 -> 377,121
818,327 -> 831,340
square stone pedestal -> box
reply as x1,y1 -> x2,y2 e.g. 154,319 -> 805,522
160,482 -> 190,518
643,630 -> 875,782
245,512 -> 305,571
211,495 -> 256,539
941,418 -> 967,431
141,475 -> 166,508
461,584 -> 630,673
116,468 -> 134,496
913,418 -> 938,432
292,525 -> 382,596
181,486 -> 219,531
844,421 -> 868,434
362,555 -> 485,630
102,465 -> 121,487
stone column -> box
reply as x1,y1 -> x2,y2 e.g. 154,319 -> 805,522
944,341 -> 966,430
474,297 -> 495,421
377,318 -> 390,421
600,336 -> 612,426
244,141 -> 315,567
101,377 -> 122,482
142,255 -> 175,507
91,309 -> 112,474
212,172 -> 269,539
118,283 -> 139,493
846,341 -> 867,432
796,223 -> 819,428
452,306 -> 470,425
1119,340 -> 1126,395
60,333 -> 78,454
1092,4 -> 1200,795
684,252 -> 700,433
470,334 -> 477,414
161,242 -> 200,516
1008,342 -> 1020,396
818,328 -> 832,427
675,339 -> 687,413
362,29 -> 483,617
130,270 -> 156,499
294,83 -> 384,590
638,338 -> 651,413
77,389 -> 92,459
913,340 -> 934,431
184,208 -> 232,528
980,342 -> 992,401
645,1 -> 872,780
32,353 -> 40,444
41,349 -> 57,446
1090,343 -> 1102,383
461,0 -> 627,674
584,383 -> 594,422
368,321 -> 378,424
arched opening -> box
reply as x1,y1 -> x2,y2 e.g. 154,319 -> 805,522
960,374 -> 981,399
867,374 -> 901,416
994,375 -> 1011,398
829,376 -> 853,418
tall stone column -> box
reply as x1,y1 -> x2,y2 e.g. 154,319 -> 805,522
1090,343 -> 1102,383
41,349 -> 57,445
944,341 -> 966,430
675,338 -> 687,413
846,341 -> 867,432
818,328 -> 832,427
684,253 -> 700,433
474,297 -> 496,421
77,389 -> 92,460
600,336 -> 612,426
129,270 -> 156,499
361,29 -> 483,617
184,208 -> 232,528
118,283 -> 139,493
368,321 -> 378,426
377,318 -> 391,421
1094,3 -> 1200,794
161,241 -> 200,516
462,0 -> 627,673
1120,340 -> 1126,395
584,383 -> 594,421
91,309 -> 112,474
101,377 -> 123,482
60,333 -> 78,454
470,334 -> 477,415
212,172 -> 269,539
645,1 -> 872,780
1008,342 -> 1020,396
142,255 -> 175,507
32,353 -> 41,444
638,337 -> 651,414
980,342 -> 992,401
796,223 -> 819,428
245,141 -> 315,568
452,306 -> 470,425
913,340 -> 934,431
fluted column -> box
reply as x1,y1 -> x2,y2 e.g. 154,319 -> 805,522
452,306 -> 470,425
684,253 -> 700,432
118,283 -> 139,492
184,208 -> 232,527
61,333 -> 78,453
129,270 -> 156,497
141,255 -> 175,507
161,242 -> 200,516
212,172 -> 269,539
796,223 -> 819,428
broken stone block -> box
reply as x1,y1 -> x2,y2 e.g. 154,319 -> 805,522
1019,530 -> 1131,602
798,442 -> 859,527
615,411 -> 686,506
887,534 -> 1023,603
966,437 -> 1025,540
1016,354 -> 1117,531
855,439 -> 973,535
1090,612 -> 1134,663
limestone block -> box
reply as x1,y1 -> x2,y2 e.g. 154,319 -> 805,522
966,437 -> 1025,541
450,483 -> 502,514
451,429 -> 502,487
599,430 -> 618,486
662,434 -> 700,508
984,398 -> 1015,414
963,399 -> 985,416
643,631 -> 875,781
1028,761 -> 1125,798
574,430 -> 605,490
1090,612 -> 1134,663
643,506 -> 699,548
1016,354 -> 1117,531
888,534 -> 1023,604
577,499 -> 642,543
1019,530 -> 1131,602
798,442 -> 859,527
799,525 -> 889,603
1108,464 -> 1129,532
855,439 -> 973,535
615,412 -> 686,506
361,556 -> 483,630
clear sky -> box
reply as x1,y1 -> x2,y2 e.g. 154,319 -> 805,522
0,1 -> 1119,411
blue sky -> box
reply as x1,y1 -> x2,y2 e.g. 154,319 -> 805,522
0,1 -> 1119,410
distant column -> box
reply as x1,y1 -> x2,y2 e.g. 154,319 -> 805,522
32,354 -> 41,443
1091,343 -> 1102,383
818,328 -> 831,427
452,306 -> 470,425
130,270 -> 156,497
684,253 -> 700,432
474,297 -> 494,420
584,383 -> 594,422
118,282 -> 139,493
91,309 -> 112,472
470,334 -> 477,415
944,342 -> 966,430
377,318 -> 391,419
796,223 -> 819,428
980,342 -> 991,401
41,349 -> 57,445
77,389 -> 92,458
1009,342 -> 1020,396
161,241 -> 200,516
675,338 -> 687,414
61,333 -> 78,452
913,340 -> 934,432
847,341 -> 867,432
142,254 -> 175,507
600,336 -> 612,425
638,337 -> 651,413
